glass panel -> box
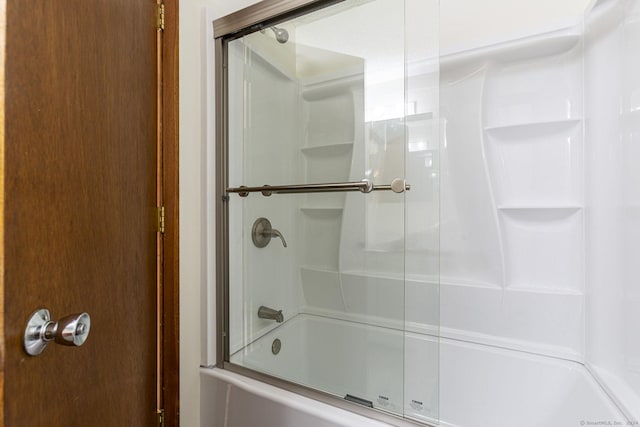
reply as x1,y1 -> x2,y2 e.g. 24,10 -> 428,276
404,0 -> 440,423
225,0 -> 439,422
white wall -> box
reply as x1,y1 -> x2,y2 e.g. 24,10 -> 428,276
179,1 -> 260,426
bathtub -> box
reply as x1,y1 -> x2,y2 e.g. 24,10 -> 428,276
200,368 -> 393,427
201,314 -> 627,427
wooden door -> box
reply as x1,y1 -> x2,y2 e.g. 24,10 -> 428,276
0,0 -> 165,425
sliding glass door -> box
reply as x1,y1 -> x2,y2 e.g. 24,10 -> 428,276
219,0 -> 439,423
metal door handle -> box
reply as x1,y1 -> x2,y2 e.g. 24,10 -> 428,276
23,308 -> 91,356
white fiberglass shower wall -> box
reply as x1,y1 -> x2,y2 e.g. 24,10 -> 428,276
433,0 -> 640,422
203,0 -> 640,425
586,0 -> 640,419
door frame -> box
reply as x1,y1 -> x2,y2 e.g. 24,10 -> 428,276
159,0 -> 180,425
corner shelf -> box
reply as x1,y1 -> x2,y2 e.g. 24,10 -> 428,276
301,75 -> 364,101
300,207 -> 344,217
301,142 -> 354,156
498,205 -> 582,212
484,119 -> 582,138
300,265 -> 339,274
498,205 -> 582,221
503,284 -> 583,296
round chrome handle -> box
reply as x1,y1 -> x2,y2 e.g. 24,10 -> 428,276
23,308 -> 91,356
390,178 -> 410,193
55,312 -> 91,347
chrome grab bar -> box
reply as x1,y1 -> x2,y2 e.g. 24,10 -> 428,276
226,178 -> 410,197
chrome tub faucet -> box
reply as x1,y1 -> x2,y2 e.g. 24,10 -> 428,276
258,306 -> 284,323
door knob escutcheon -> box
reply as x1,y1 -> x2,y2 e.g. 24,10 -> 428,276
23,308 -> 91,356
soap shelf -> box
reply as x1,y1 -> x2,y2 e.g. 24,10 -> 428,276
301,75 -> 364,101
484,119 -> 582,137
300,207 -> 344,217
301,142 -> 354,156
498,205 -> 582,211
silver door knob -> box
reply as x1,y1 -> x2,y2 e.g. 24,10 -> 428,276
23,308 -> 91,356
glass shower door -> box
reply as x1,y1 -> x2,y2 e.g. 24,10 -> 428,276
222,0 -> 439,423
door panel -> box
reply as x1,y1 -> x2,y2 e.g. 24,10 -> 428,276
2,1 -> 158,425
225,0 -> 409,417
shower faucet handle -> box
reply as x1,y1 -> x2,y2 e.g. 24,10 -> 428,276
269,228 -> 287,247
252,217 -> 287,248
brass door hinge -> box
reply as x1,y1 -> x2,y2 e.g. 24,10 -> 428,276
157,3 -> 165,31
158,206 -> 166,234
157,409 -> 165,426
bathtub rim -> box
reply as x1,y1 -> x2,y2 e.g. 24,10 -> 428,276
204,361 -> 435,427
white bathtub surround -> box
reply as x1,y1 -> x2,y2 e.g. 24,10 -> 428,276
204,0 -> 640,425
437,23 -> 586,362
585,0 -> 640,421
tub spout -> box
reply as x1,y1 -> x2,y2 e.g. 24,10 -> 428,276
258,306 -> 284,323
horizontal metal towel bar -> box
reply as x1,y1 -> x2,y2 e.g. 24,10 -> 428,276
226,178 -> 410,197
